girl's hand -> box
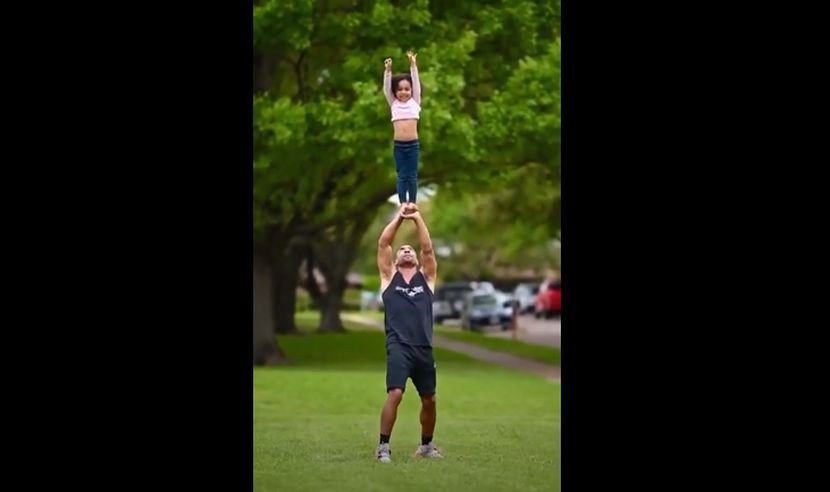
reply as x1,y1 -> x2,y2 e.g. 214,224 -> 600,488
407,51 -> 417,65
384,58 -> 393,70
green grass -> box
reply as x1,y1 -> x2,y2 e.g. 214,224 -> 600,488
297,310 -> 560,365
434,328 -> 561,366
293,311 -> 377,332
256,319 -> 560,492
296,288 -> 363,312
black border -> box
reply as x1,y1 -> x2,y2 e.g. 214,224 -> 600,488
558,0 -> 830,486
560,1 -> 748,488
19,2 -> 257,488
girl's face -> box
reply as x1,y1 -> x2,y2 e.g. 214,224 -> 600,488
395,80 -> 412,102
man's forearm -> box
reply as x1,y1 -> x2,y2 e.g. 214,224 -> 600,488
412,216 -> 433,253
379,215 -> 404,247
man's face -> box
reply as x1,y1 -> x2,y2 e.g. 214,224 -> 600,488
396,244 -> 418,267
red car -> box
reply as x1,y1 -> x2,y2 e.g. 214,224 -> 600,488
534,280 -> 561,318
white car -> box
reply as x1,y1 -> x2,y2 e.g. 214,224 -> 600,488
512,283 -> 539,314
493,291 -> 515,319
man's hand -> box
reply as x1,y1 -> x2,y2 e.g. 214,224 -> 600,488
403,210 -> 421,221
384,58 -> 393,71
400,203 -> 418,219
407,51 -> 417,66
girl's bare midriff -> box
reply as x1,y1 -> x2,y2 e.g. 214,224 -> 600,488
393,119 -> 418,141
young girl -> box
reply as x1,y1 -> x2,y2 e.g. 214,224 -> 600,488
383,51 -> 421,206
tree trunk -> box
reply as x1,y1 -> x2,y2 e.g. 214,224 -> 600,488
253,248 -> 287,365
318,287 -> 346,332
270,232 -> 303,334
313,239 -> 349,333
313,215 -> 373,333
254,51 -> 278,94
303,245 -> 323,308
316,239 -> 347,333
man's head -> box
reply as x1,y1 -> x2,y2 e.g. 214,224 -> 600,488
395,244 -> 419,268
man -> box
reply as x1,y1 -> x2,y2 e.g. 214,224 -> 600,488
375,203 -> 443,463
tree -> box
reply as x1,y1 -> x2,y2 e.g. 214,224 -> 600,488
254,1 -> 476,339
253,1 -> 562,362
253,244 -> 288,365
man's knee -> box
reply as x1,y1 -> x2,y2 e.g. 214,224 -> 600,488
387,388 -> 404,403
420,393 -> 436,407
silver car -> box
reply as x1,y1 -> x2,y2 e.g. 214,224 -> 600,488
460,290 -> 512,331
433,281 -> 496,323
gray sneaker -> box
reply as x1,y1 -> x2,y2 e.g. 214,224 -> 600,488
376,443 -> 392,463
414,443 -> 443,458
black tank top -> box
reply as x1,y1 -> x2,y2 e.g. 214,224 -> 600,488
382,270 -> 434,347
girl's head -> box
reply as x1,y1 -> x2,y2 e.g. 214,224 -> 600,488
391,74 -> 413,102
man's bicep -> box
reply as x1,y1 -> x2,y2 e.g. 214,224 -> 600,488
421,251 -> 437,283
377,244 -> 394,280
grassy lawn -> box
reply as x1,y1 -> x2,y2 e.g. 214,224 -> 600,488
256,319 -> 560,491
294,310 -> 379,332
297,310 -> 560,365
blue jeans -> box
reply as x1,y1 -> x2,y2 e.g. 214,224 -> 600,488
394,140 -> 419,204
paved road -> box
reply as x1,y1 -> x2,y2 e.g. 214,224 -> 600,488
442,314 -> 560,348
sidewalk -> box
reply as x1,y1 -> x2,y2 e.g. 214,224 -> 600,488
342,313 -> 560,383
484,315 -> 560,348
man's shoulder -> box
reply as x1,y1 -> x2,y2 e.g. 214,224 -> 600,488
418,270 -> 436,291
382,270 -> 399,285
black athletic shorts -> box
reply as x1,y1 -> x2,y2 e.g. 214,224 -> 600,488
386,342 -> 436,396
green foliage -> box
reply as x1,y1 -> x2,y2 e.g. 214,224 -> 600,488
478,38 -> 561,169
255,0 -> 561,279
361,274 -> 380,293
254,0 -> 313,50
424,38 -> 561,278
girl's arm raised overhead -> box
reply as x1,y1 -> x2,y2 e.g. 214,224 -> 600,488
383,58 -> 395,106
407,51 -> 421,105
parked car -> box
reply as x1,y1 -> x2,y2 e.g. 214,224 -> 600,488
470,281 -> 496,293
534,279 -> 562,319
493,291 -> 515,321
460,290 -> 512,331
512,283 -> 539,314
432,281 -> 496,323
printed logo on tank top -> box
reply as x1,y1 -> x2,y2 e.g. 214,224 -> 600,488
395,285 -> 425,298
